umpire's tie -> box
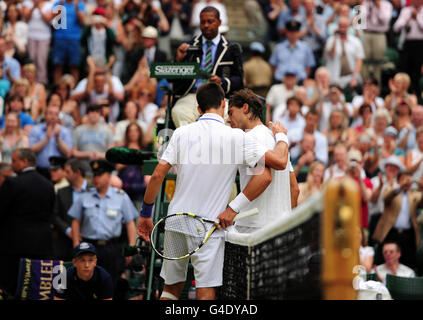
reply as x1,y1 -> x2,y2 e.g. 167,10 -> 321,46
203,40 -> 213,75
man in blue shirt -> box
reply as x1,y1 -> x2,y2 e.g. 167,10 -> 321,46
29,104 -> 73,179
52,0 -> 86,84
270,20 -> 316,83
68,159 -> 137,287
277,0 -> 306,38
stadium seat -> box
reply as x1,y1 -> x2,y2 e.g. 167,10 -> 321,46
385,274 -> 423,300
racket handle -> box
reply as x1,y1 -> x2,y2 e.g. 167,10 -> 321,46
233,208 -> 259,222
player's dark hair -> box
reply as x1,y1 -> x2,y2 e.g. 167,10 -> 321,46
200,6 -> 220,20
196,83 -> 225,113
229,89 -> 264,122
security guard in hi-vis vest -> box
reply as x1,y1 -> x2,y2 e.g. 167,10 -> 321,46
68,159 -> 138,289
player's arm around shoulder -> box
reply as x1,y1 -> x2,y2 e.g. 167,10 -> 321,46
263,121 -> 289,170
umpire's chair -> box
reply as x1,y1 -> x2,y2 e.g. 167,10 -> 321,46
386,274 -> 423,300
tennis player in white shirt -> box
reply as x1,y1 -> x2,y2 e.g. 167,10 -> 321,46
227,89 -> 297,233
137,83 -> 290,300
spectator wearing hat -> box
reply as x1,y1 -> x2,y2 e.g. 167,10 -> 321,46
29,103 -> 73,179
369,155 -> 405,245
243,42 -> 273,99
72,103 -> 114,163
265,69 -> 299,125
276,0 -> 306,38
270,19 -> 316,84
68,159 -> 138,287
52,158 -> 91,261
142,26 -> 168,67
372,169 -> 423,269
323,16 -> 365,93
51,0 -> 86,85
54,242 -> 114,300
81,7 -> 116,67
49,155 -> 70,193
380,126 -> 405,162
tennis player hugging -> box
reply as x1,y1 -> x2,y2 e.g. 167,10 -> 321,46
138,83 -> 291,300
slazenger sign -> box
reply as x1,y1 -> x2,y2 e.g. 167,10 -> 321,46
150,63 -> 209,79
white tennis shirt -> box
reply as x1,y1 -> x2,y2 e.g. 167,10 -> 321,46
236,125 -> 292,229
160,113 -> 268,236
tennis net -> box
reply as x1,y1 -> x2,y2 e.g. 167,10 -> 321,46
218,192 -> 324,300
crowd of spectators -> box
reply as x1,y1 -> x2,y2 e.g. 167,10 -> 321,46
0,0 -> 422,299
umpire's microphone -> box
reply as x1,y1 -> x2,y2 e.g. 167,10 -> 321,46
105,147 -> 155,165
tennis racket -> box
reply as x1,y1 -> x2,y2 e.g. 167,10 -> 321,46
150,208 -> 259,260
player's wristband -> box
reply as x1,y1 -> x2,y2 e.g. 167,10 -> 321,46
140,202 -> 154,218
229,192 -> 251,214
275,132 -> 289,145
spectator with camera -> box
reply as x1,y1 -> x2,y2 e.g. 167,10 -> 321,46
323,16 -> 365,94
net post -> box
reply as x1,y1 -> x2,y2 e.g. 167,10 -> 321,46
321,177 -> 360,300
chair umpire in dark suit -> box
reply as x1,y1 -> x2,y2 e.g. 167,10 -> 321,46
51,158 -> 92,262
0,148 -> 55,297
170,5 -> 244,128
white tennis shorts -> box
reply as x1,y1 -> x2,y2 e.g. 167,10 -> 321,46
159,230 -> 225,288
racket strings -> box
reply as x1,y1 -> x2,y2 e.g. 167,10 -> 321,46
153,215 -> 208,259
